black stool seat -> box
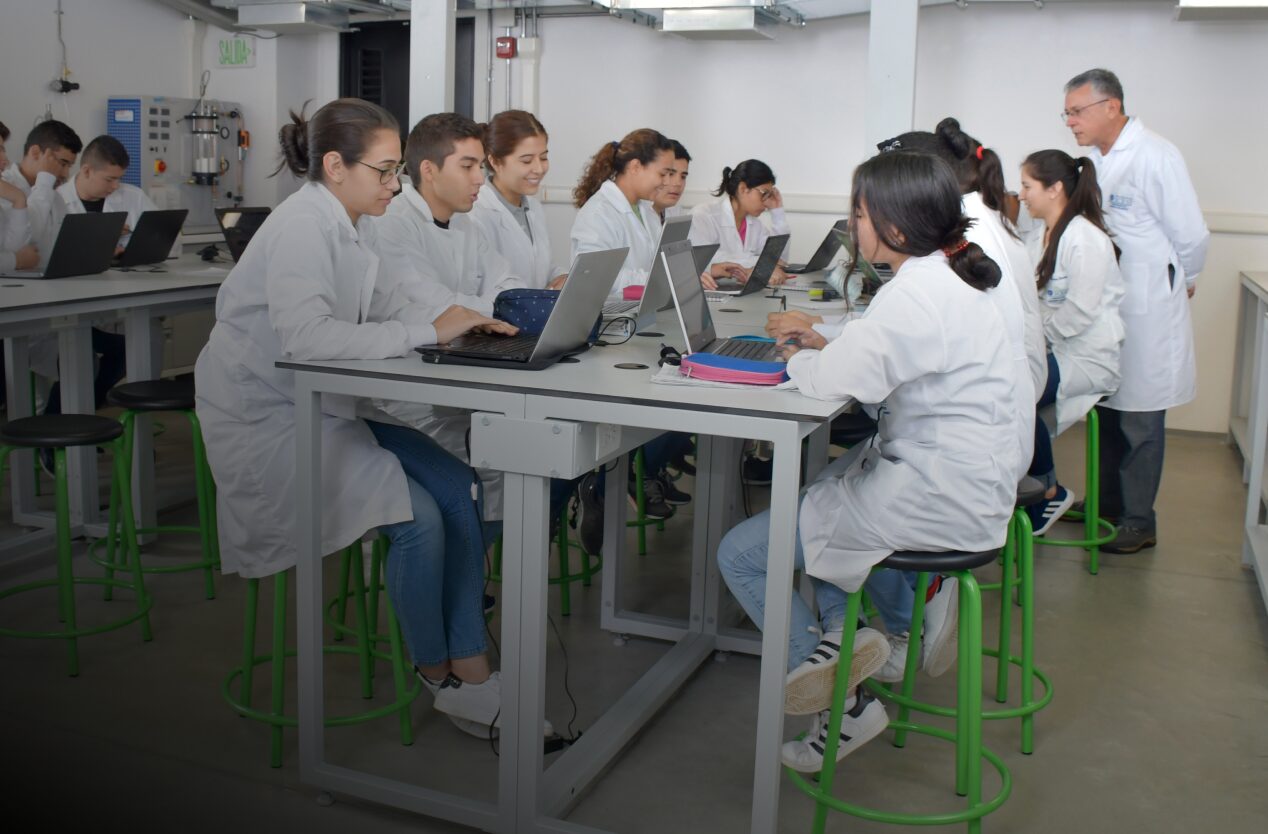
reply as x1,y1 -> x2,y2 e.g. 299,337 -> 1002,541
1016,476 -> 1047,508
0,414 -> 123,448
829,411 -> 878,447
880,548 -> 1000,573
107,378 -> 196,412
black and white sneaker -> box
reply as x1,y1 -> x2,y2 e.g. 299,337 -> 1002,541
629,477 -> 675,520
575,472 -> 604,555
784,627 -> 890,715
741,455 -> 772,486
781,690 -> 888,772
657,471 -> 691,506
1027,485 -> 1075,536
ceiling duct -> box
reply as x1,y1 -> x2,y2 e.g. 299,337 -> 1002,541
661,7 -> 777,38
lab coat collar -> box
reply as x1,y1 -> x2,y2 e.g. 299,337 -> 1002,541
399,181 -> 439,226
598,179 -> 651,222
1104,117 -> 1143,155
479,180 -> 530,227
308,181 -> 361,242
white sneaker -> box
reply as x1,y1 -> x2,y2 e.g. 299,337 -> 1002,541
922,576 -> 959,677
780,692 -> 888,773
433,671 -> 502,725
872,632 -> 910,683
784,627 -> 890,715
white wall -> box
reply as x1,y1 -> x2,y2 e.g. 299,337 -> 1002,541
0,0 -> 338,210
506,0 -> 1268,434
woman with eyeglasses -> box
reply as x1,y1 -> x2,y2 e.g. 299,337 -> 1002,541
196,98 -> 518,737
689,159 -> 792,286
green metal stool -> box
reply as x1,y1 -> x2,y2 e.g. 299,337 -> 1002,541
627,449 -> 666,556
1035,407 -> 1117,574
90,379 -> 220,600
486,501 -> 601,617
0,415 -> 153,676
222,542 -> 420,768
790,550 -> 1011,834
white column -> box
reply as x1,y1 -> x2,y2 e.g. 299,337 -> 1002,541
865,0 -> 920,153
409,3 -> 456,126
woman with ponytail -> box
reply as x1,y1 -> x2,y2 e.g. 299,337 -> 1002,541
1016,149 -> 1125,533
197,99 -> 519,739
688,158 -> 791,284
569,128 -> 676,297
721,151 -> 1023,772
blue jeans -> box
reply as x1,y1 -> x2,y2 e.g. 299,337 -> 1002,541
716,502 -> 918,670
1097,405 -> 1165,532
368,420 -> 488,667
641,432 -> 693,475
1029,353 -> 1062,489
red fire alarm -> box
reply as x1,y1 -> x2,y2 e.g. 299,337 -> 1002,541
496,36 -> 517,59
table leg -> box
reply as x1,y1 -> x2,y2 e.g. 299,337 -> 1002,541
749,426 -> 800,834
295,380 -> 326,779
123,312 -> 163,533
57,323 -> 98,526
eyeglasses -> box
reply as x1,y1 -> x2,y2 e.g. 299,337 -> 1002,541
1061,99 -> 1110,122
756,187 -> 775,202
357,160 -> 405,185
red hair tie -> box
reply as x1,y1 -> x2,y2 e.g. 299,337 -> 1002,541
943,239 -> 969,258
975,145 -> 985,161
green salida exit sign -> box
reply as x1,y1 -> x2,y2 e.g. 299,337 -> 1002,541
218,36 -> 256,68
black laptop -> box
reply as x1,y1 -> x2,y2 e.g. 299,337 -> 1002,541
0,212 -> 127,278
215,207 -> 271,262
116,208 -> 187,267
783,219 -> 849,274
707,233 -> 790,299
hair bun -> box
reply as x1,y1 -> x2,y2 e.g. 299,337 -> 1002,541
278,114 -> 310,177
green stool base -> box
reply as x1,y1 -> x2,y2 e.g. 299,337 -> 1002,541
1034,407 -> 1117,574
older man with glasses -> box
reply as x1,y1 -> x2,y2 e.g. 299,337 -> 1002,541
1062,68 -> 1209,554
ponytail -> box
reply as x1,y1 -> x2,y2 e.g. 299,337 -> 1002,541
1023,150 -> 1117,289
273,97 -> 398,183
573,128 -> 672,208
930,117 -> 1019,240
851,151 -> 1001,293
712,158 -> 777,198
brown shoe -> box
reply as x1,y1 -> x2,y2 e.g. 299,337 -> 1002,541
1065,500 -> 1121,526
1102,526 -> 1156,554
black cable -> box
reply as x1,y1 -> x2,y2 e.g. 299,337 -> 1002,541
741,447 -> 753,519
593,316 -> 635,347
547,612 -> 582,742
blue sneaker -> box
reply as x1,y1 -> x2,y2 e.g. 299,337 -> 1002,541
1027,485 -> 1075,536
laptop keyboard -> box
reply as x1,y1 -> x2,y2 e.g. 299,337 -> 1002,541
449,333 -> 539,357
602,300 -> 638,316
711,339 -> 778,362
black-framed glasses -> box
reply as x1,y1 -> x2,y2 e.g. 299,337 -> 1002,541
1061,99 -> 1110,122
756,187 -> 775,202
357,160 -> 405,185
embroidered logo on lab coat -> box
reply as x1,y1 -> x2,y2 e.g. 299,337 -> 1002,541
1042,273 -> 1070,305
1108,193 -> 1133,211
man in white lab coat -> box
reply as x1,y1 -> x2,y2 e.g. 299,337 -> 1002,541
59,134 -> 178,256
1,119 -> 80,265
1063,68 -> 1210,553
653,139 -> 691,222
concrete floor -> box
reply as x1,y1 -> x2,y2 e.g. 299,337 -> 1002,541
0,418 -> 1264,833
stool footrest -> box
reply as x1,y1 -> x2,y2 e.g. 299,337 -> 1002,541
0,576 -> 152,639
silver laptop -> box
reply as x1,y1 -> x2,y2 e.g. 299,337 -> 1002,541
601,213 -> 693,317
416,247 -> 628,370
1,212 -> 127,278
783,218 -> 849,274
662,243 -> 781,363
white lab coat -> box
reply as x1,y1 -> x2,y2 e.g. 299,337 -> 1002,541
376,184 -> 525,317
0,185 -> 31,273
194,182 -> 445,578
788,253 -> 1021,592
58,180 -> 180,256
688,194 -> 790,268
1030,215 -> 1126,433
1,166 -> 64,377
570,180 -> 662,298
1088,118 -> 1209,412
469,181 -> 560,289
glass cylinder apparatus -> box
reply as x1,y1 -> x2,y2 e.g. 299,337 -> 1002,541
188,101 -> 220,185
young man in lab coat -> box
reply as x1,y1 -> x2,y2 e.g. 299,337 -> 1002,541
653,139 -> 691,221
376,112 -> 525,314
1063,68 -> 1209,553
58,134 -> 178,257
1,119 -> 80,262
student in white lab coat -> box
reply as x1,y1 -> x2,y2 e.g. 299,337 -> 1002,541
1,119 -> 79,260
58,134 -> 179,256
720,151 -> 1021,772
652,139 -> 691,222
1063,68 -> 1209,553
0,120 -> 39,274
376,112 -> 525,316
194,99 -> 519,738
569,128 -> 676,297
689,158 -> 791,285
469,109 -> 565,290
1017,149 -> 1125,534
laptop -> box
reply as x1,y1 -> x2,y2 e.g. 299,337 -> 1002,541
116,208 -> 188,267
705,233 -> 790,301
630,238 -> 694,333
416,247 -> 628,370
829,228 -> 892,288
0,212 -> 127,279
692,243 -> 720,275
783,218 -> 849,274
215,207 -> 271,262
601,214 -> 693,317
662,243 -> 781,363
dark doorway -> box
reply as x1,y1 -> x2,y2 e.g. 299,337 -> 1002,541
455,16 -> 475,119
340,20 -> 410,138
